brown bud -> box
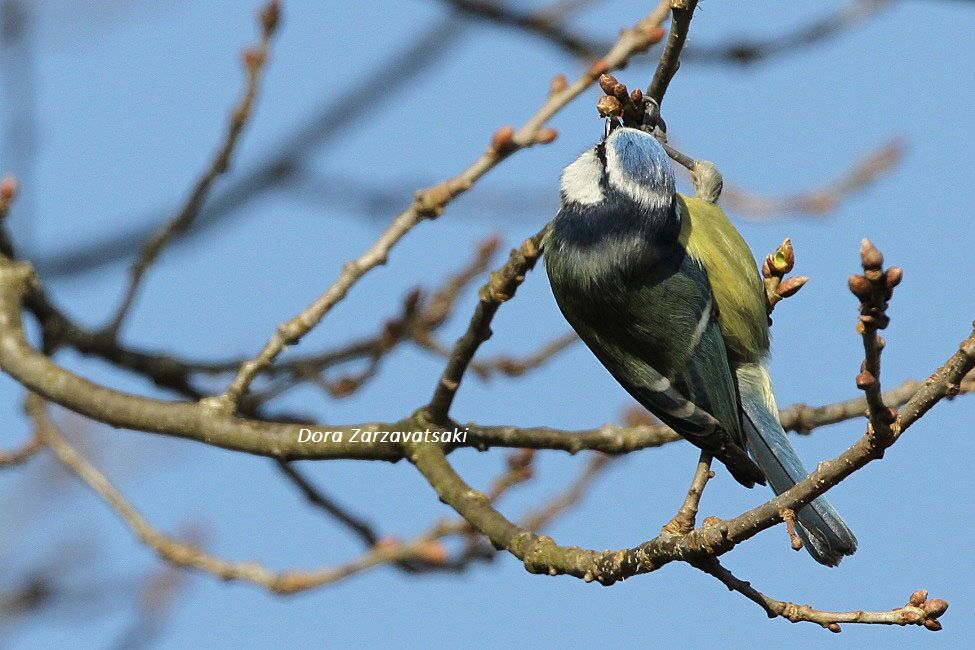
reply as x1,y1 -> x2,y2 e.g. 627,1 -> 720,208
856,370 -> 876,390
848,274 -> 872,300
243,47 -> 266,71
634,23 -> 667,47
476,235 -> 502,260
827,623 -> 841,633
507,448 -> 535,470
924,619 -> 943,632
534,127 -> 558,145
776,275 -> 808,298
612,82 -> 629,102
596,95 -> 623,117
0,176 -> 16,199
416,540 -> 448,564
587,59 -> 610,79
909,589 -> 928,607
403,287 -> 422,313
549,73 -> 568,96
490,126 -> 517,155
876,336 -> 885,350
330,376 -> 360,397
598,73 -> 618,95
630,88 -> 643,106
923,599 -> 949,618
260,0 -> 280,35
860,238 -> 884,270
769,238 -> 795,274
622,405 -> 658,428
374,536 -> 401,551
885,266 -> 903,291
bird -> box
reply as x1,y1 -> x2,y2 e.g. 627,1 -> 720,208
543,121 -> 857,566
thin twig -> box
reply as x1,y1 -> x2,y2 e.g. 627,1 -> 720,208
520,453 -> 611,532
275,460 -> 380,546
849,239 -> 899,446
427,227 -> 549,422
662,452 -> 712,536
647,0 -> 698,104
692,557 -> 947,632
102,1 -> 280,339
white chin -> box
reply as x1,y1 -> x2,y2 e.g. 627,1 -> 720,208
559,150 -> 605,205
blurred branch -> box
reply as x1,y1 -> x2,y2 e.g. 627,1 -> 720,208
683,0 -> 894,66
275,460 -> 381,546
0,0 -> 37,247
723,140 -> 905,220
33,14 -> 469,279
101,1 -> 281,340
520,452 -> 611,531
0,425 -> 42,468
440,0 -> 605,59
469,331 -> 577,379
30,394 -> 428,595
442,0 -> 893,70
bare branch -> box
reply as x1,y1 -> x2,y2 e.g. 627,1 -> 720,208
663,452 -> 713,536
692,557 -> 948,632
647,0 -> 698,105
849,239 -> 900,445
102,1 -> 281,339
441,0 -> 604,60
29,394 -> 456,595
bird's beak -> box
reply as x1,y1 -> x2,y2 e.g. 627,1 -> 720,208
602,117 -> 622,140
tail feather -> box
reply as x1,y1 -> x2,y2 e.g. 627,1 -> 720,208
737,365 -> 857,567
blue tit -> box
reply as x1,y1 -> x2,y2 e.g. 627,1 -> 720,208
543,123 -> 857,566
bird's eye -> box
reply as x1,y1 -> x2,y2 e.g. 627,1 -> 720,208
594,141 -> 607,165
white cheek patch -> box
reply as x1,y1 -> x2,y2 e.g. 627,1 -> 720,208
604,131 -> 674,212
560,150 -> 604,205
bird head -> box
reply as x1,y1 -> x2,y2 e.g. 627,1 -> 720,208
559,124 -> 675,212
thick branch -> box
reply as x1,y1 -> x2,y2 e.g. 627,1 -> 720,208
0,257 -> 970,462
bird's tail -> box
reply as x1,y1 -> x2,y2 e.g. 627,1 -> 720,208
736,363 -> 857,566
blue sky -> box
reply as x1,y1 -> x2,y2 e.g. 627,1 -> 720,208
1,0 -> 973,647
